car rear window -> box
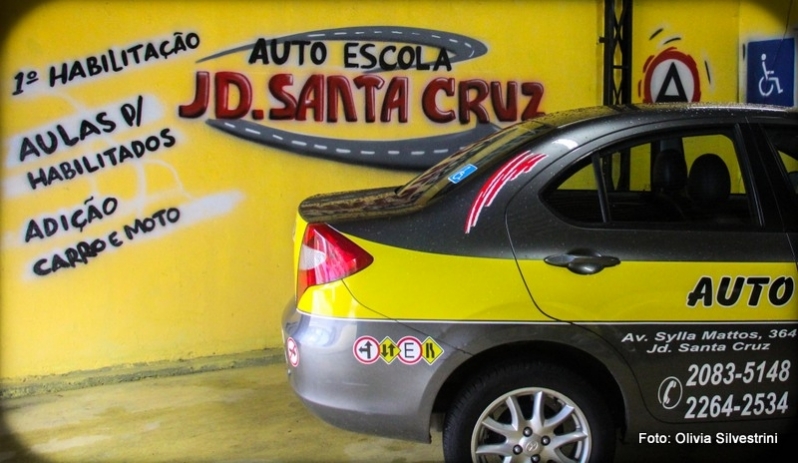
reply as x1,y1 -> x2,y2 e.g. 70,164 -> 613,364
397,120 -> 551,201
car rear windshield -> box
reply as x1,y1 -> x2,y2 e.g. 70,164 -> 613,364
397,120 -> 551,200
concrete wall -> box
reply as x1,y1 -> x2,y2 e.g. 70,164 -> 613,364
0,0 -> 795,381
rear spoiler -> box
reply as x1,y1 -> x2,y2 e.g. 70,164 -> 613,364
299,186 -> 423,223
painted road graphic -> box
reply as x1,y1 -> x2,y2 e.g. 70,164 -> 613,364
208,119 -> 500,169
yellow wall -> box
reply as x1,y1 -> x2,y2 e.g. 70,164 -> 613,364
633,0 -> 741,103
0,0 -> 794,380
632,0 -> 797,105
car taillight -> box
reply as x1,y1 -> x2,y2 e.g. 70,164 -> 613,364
296,223 -> 374,300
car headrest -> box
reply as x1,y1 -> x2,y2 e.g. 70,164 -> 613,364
688,153 -> 730,207
652,149 -> 687,193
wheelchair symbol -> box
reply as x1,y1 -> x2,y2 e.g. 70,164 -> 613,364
448,164 -> 477,184
759,53 -> 784,97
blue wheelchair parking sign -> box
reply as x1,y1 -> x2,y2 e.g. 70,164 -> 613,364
747,38 -> 794,107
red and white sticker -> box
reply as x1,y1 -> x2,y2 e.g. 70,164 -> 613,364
641,47 -> 701,103
396,336 -> 423,365
353,335 -> 381,364
353,335 -> 445,365
286,337 -> 299,367
465,151 -> 546,233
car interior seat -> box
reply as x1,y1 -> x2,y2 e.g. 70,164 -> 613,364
650,148 -> 688,220
687,153 -> 732,222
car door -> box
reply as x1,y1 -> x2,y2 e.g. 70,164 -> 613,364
506,119 -> 798,426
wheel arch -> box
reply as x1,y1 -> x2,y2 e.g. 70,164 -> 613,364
432,340 -> 628,433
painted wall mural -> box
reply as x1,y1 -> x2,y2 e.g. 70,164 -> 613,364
0,0 -> 602,380
0,0 -> 794,382
633,1 -> 797,109
177,26 -> 544,170
4,30 -> 245,281
4,21 -> 552,283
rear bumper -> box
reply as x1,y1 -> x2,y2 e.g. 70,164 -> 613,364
281,301 -> 456,443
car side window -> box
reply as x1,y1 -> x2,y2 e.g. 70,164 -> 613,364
763,126 -> 798,199
543,156 -> 603,223
544,130 -> 755,227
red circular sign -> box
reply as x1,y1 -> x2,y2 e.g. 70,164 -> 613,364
642,47 -> 701,103
397,336 -> 423,365
353,336 -> 380,364
286,337 -> 299,367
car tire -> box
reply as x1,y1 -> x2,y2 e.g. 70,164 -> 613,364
443,360 -> 615,463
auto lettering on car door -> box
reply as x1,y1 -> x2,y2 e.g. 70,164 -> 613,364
506,123 -> 798,424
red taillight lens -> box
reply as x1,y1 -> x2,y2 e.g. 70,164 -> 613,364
296,224 -> 374,300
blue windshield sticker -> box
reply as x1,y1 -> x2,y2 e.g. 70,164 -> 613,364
448,164 -> 478,184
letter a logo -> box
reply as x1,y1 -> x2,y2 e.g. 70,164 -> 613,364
656,63 -> 688,102
642,47 -> 701,103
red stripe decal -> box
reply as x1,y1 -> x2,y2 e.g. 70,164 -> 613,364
465,151 -> 546,234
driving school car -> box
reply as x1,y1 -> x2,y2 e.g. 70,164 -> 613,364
281,104 -> 798,462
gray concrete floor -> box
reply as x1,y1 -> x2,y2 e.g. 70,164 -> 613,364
0,362 -> 442,462
0,362 -> 790,462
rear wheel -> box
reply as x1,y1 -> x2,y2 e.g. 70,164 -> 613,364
443,361 -> 615,463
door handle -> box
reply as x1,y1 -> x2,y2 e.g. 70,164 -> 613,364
544,250 -> 620,275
